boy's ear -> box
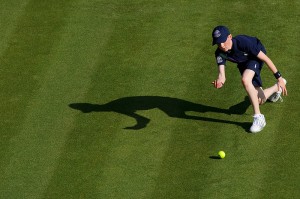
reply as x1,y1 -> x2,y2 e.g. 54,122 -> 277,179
228,34 -> 232,39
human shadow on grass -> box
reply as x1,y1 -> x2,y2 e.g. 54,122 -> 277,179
69,96 -> 251,131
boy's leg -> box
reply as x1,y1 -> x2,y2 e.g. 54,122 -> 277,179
238,61 -> 265,108
256,79 -> 286,104
259,84 -> 279,103
241,70 -> 266,133
256,87 -> 267,104
241,69 -> 261,114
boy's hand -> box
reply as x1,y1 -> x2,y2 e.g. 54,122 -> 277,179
277,77 -> 287,96
212,79 -> 224,89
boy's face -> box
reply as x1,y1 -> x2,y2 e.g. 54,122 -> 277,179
217,34 -> 232,52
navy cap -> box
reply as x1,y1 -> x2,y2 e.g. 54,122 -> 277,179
212,26 -> 230,45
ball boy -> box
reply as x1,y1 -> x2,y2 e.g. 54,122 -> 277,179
211,25 -> 287,133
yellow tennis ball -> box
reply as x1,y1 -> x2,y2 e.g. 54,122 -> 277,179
218,151 -> 225,159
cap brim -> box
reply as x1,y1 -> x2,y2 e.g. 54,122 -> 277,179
212,37 -> 227,46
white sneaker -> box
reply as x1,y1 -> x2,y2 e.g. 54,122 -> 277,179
250,114 -> 266,133
268,78 -> 287,102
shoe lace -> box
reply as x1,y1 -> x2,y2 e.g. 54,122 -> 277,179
253,116 -> 264,126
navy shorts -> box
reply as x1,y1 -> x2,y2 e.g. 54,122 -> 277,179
238,60 -> 264,87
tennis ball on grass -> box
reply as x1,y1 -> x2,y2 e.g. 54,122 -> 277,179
218,151 -> 225,159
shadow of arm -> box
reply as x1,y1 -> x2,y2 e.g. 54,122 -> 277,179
122,112 -> 150,130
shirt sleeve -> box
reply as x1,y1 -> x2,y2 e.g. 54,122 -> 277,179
215,50 -> 226,66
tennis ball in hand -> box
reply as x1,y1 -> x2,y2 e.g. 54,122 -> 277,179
218,151 -> 226,159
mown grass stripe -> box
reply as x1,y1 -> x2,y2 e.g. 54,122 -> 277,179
0,0 -> 78,198
42,1 -> 175,198
38,1 -> 125,198
0,0 -> 72,154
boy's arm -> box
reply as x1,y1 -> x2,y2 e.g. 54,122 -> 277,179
257,51 -> 287,95
212,64 -> 226,89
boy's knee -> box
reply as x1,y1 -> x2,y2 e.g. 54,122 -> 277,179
241,77 -> 252,87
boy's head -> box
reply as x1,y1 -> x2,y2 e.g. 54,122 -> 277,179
212,26 -> 230,45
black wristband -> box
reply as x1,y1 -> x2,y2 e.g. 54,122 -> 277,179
274,71 -> 282,79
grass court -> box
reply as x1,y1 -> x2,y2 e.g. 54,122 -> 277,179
0,0 -> 299,198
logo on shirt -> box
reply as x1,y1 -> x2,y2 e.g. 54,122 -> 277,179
217,56 -> 223,64
213,30 -> 221,38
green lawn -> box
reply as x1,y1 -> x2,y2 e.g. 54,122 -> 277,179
0,0 -> 299,198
